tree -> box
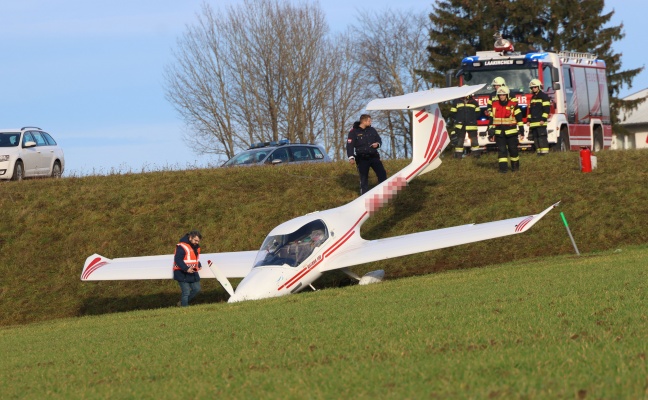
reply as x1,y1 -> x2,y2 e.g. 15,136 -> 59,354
351,9 -> 433,158
164,0 -> 365,160
426,0 -> 644,132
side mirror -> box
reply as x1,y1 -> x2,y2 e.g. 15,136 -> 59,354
271,159 -> 283,165
24,141 -> 37,148
553,82 -> 561,90
551,66 -> 560,82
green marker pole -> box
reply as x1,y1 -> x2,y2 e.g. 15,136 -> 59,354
560,212 -> 580,255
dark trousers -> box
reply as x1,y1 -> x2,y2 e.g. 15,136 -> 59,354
495,134 -> 519,172
467,129 -> 481,157
530,126 -> 549,154
356,156 -> 387,195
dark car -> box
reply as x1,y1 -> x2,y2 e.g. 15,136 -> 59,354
223,140 -> 331,167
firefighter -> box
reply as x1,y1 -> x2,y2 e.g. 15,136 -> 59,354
488,86 -> 524,173
527,78 -> 551,155
449,94 -> 481,159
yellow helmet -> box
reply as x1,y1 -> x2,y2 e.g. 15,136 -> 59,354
496,86 -> 510,96
492,77 -> 506,86
529,79 -> 542,88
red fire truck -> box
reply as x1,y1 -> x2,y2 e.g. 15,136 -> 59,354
457,36 -> 613,151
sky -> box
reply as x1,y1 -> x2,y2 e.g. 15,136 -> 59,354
0,0 -> 644,176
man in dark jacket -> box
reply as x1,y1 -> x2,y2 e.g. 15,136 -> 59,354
173,230 -> 203,307
346,114 -> 387,195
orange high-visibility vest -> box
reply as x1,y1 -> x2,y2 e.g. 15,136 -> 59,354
173,243 -> 200,271
491,100 -> 518,126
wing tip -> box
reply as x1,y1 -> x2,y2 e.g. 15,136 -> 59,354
81,254 -> 111,281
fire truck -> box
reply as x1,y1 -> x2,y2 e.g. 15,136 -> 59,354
456,36 -> 613,151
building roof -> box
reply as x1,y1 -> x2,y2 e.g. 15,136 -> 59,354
620,88 -> 648,125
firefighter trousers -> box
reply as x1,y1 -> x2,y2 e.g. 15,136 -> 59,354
453,128 -> 480,158
530,126 -> 549,155
495,133 -> 519,173
467,129 -> 481,158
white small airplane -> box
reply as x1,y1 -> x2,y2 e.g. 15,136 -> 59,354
81,84 -> 559,302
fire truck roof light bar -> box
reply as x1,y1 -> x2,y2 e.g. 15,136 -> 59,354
558,51 -> 597,61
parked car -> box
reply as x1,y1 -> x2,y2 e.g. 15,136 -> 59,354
0,127 -> 65,181
222,140 -> 331,167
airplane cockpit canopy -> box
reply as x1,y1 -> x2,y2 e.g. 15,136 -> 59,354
253,219 -> 329,268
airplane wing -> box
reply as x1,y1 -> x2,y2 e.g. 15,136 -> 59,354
81,250 -> 257,281
321,202 -> 559,272
365,84 -> 485,110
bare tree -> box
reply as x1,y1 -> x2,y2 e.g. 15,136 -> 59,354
350,10 -> 433,159
320,31 -> 368,160
165,0 -> 367,161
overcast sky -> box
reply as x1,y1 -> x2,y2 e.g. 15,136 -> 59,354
0,0 -> 643,175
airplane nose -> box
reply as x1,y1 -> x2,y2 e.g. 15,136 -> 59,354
227,266 -> 288,303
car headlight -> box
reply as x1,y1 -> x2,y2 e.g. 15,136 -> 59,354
0,155 -> 10,162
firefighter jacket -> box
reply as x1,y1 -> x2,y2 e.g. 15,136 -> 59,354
347,122 -> 382,158
173,235 -> 202,283
527,90 -> 551,127
488,98 -> 524,135
450,96 -> 480,131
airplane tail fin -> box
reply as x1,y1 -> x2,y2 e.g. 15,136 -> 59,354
355,85 -> 485,215
365,84 -> 485,183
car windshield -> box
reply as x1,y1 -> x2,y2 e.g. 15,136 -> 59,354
223,148 -> 269,166
253,220 -> 329,268
0,133 -> 20,147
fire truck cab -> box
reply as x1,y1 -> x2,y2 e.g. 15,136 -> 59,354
457,38 -> 612,152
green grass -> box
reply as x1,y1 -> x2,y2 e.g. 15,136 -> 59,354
1,245 -> 646,399
0,149 -> 647,327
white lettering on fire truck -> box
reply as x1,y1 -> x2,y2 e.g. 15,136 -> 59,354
484,60 -> 515,66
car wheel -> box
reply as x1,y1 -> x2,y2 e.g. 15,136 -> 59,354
11,161 -> 24,181
51,162 -> 62,178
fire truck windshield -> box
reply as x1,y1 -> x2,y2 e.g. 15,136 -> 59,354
462,68 -> 537,95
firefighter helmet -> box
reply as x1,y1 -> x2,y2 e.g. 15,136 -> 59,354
492,77 -> 506,86
529,79 -> 542,88
496,86 -> 510,96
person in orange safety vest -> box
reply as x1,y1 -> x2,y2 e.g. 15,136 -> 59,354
173,230 -> 203,307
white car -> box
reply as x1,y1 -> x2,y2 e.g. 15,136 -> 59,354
0,127 -> 65,181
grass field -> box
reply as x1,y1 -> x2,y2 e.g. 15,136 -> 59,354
1,149 -> 647,327
1,245 -> 646,399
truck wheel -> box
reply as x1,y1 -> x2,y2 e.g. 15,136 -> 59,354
557,127 -> 569,152
593,127 -> 603,152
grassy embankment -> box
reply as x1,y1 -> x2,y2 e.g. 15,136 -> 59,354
0,245 -> 646,398
0,149 -> 647,327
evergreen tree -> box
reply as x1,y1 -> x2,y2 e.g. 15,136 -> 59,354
426,0 -> 644,133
